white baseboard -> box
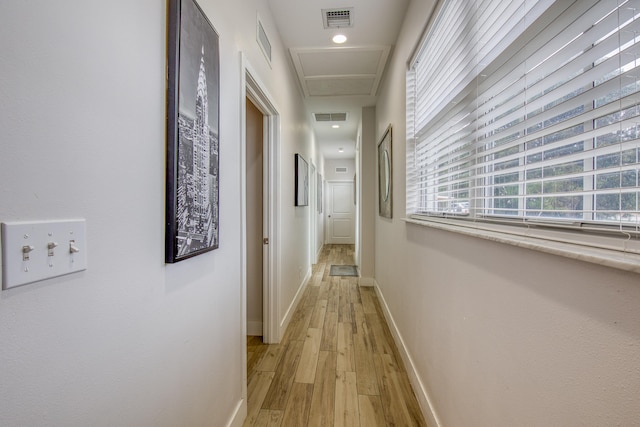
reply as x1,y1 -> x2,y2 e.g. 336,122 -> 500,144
373,280 -> 441,427
358,276 -> 375,287
226,398 -> 246,427
279,267 -> 312,341
247,321 -> 263,336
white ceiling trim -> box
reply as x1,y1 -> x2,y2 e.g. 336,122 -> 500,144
289,46 -> 390,97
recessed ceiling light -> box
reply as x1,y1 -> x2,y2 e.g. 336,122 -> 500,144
332,124 -> 340,129
338,147 -> 344,152
332,34 -> 347,44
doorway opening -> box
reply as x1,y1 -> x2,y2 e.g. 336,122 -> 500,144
242,60 -> 280,342
241,55 -> 281,416
245,97 -> 264,339
239,54 -> 281,416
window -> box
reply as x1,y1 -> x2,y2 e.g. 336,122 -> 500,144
407,0 -> 640,243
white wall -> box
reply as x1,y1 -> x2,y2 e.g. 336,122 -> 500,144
0,1 -> 315,425
316,163 -> 325,260
373,1 -> 640,426
324,158 -> 356,182
358,107 -> 376,282
277,104 -> 317,332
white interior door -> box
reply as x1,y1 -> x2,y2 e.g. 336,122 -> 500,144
326,181 -> 355,244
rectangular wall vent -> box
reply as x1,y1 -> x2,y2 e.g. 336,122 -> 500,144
314,112 -> 348,122
322,8 -> 353,29
335,167 -> 348,173
257,18 -> 272,63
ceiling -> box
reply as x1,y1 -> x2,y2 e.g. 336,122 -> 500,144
267,0 -> 410,159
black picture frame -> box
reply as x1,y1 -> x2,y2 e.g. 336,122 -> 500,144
295,154 -> 309,206
166,0 -> 220,263
378,125 -> 392,218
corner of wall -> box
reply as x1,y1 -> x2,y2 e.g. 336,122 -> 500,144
226,399 -> 247,427
279,266 -> 312,341
358,277 -> 375,287
316,243 -> 324,263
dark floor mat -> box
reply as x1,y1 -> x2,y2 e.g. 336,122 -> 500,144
329,265 -> 359,277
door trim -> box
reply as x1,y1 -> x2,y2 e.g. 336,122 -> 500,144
241,54 -> 280,345
240,53 -> 281,411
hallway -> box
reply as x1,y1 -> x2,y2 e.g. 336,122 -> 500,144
244,244 -> 427,426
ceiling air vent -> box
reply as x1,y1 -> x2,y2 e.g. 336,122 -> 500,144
335,167 -> 348,173
314,112 -> 348,122
322,8 -> 353,29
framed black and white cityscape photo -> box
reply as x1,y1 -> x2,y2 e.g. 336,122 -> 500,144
166,0 -> 220,263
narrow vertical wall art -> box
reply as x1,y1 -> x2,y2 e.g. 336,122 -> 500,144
295,154 -> 309,206
166,0 -> 220,263
378,125 -> 392,218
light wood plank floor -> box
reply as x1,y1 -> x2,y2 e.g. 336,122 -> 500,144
245,244 -> 428,427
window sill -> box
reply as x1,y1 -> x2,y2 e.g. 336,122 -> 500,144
403,216 -> 640,275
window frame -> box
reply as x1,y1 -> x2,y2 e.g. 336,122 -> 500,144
406,0 -> 640,266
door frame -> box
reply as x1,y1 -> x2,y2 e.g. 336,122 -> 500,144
310,162 -> 317,264
241,54 -> 280,346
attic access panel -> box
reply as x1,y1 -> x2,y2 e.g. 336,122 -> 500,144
290,46 -> 390,97
307,76 -> 376,96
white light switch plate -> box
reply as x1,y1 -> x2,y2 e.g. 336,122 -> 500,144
1,219 -> 87,290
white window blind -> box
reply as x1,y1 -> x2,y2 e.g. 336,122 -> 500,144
407,0 -> 640,231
